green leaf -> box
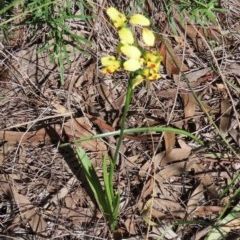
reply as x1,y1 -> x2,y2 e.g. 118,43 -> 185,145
103,156 -> 113,212
60,125 -> 204,148
76,147 -> 108,214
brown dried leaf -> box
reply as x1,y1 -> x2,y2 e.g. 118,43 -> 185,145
184,67 -> 212,83
0,118 -> 107,152
165,148 -> 191,163
0,142 -> 16,165
124,217 -> 138,235
96,83 -> 117,111
222,218 -> 240,231
175,14 -> 222,51
159,39 -> 189,77
139,152 -> 165,177
0,128 -> 53,144
139,148 -> 191,178
178,139 -> 192,152
164,132 -> 176,155
86,114 -> 115,133
140,178 -> 155,201
151,225 -> 178,239
201,173 -> 218,200
53,103 -> 69,114
142,197 -> 185,224
141,199 -> 158,226
57,207 -> 95,224
153,198 -> 185,219
11,183 -> 48,235
220,99 -> 232,133
64,118 -> 107,152
155,158 -> 203,183
193,206 -> 223,218
187,184 -> 204,215
46,177 -> 77,206
229,129 -> 240,147
193,226 -> 213,240
74,62 -> 95,87
181,92 -> 196,119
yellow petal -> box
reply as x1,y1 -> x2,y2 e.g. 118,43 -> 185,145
101,55 -> 121,74
148,69 -> 161,80
149,72 -> 161,80
146,62 -> 160,72
144,52 -> 162,63
118,27 -> 134,44
144,68 -> 161,80
107,7 -> 126,28
101,66 -> 119,74
142,68 -> 150,77
120,45 -> 141,59
142,28 -> 155,46
144,52 -> 162,71
130,14 -> 150,26
101,61 -> 121,73
123,59 -> 142,71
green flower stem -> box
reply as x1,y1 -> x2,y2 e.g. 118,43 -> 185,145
105,77 -> 134,216
113,77 -> 134,162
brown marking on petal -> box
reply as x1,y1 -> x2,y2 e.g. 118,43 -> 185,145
149,63 -> 156,69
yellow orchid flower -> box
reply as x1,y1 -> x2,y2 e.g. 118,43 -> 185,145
146,62 -> 160,72
144,51 -> 162,63
144,51 -> 162,71
123,58 -> 142,71
120,45 -> 141,59
118,27 -> 134,44
129,14 -> 150,26
142,28 -> 155,46
148,71 -> 161,80
101,66 -> 119,74
107,7 -> 126,28
101,56 -> 121,74
142,68 -> 161,80
102,7 -> 163,85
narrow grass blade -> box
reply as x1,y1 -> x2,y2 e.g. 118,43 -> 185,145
111,192 -> 120,231
103,156 -> 114,212
76,146 -> 109,214
0,0 -> 22,15
205,200 -> 240,240
113,192 -> 120,219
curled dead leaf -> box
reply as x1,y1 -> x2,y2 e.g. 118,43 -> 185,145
220,99 -> 232,134
187,183 -> 204,216
159,39 -> 189,77
164,132 -> 176,155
